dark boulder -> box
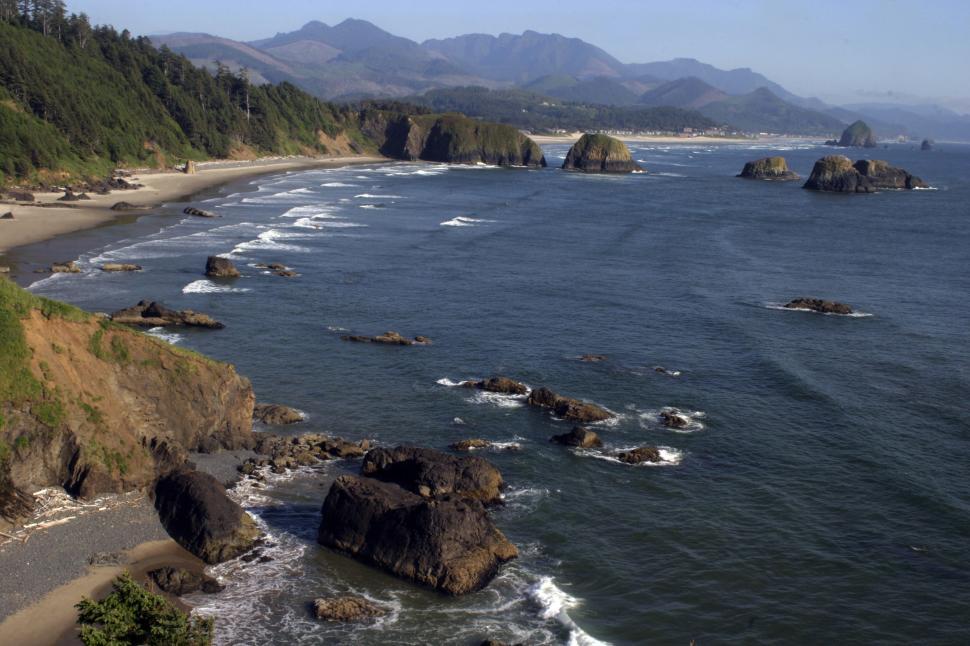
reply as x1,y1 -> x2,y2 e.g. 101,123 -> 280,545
802,155 -> 875,193
110,300 -> 224,329
616,446 -> 662,464
313,595 -> 386,622
361,446 -> 504,504
853,159 -> 927,190
660,409 -> 691,429
341,331 -> 431,346
148,566 -> 224,595
6,190 -> 34,202
737,156 -> 799,180
253,404 -> 303,426
526,387 -> 613,423
451,439 -> 492,452
921,139 -> 934,151
205,256 -> 241,279
550,426 -> 602,448
562,133 -> 643,173
110,202 -> 154,211
783,298 -> 853,315
50,261 -> 81,273
184,207 -> 218,218
461,376 -> 528,396
0,212 -> 13,220
317,475 -> 517,595
154,467 -> 260,564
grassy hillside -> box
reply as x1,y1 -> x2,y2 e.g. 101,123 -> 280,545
0,15 -> 368,186
699,88 -> 844,135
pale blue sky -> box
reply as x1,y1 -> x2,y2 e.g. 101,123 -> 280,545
73,0 -> 968,104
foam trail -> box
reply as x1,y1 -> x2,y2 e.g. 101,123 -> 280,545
182,280 -> 250,294
145,327 -> 184,345
529,577 -> 612,646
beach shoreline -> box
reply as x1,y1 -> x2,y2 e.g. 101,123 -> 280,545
0,154 -> 387,257
528,133 -> 820,145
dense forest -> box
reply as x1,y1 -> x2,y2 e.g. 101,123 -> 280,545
403,86 -> 721,134
0,2 -> 369,185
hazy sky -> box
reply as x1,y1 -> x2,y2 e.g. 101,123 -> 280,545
74,0 -> 968,104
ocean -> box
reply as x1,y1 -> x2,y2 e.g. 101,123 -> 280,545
20,141 -> 970,644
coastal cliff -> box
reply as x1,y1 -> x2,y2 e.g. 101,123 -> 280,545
360,110 -> 546,167
0,278 -> 253,522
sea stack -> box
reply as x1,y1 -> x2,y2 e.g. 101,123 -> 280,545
803,155 -> 925,193
835,120 -> 877,148
921,139 -> 934,151
737,156 -> 799,180
562,134 -> 643,173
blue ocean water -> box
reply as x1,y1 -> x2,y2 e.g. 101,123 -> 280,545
24,141 -> 970,644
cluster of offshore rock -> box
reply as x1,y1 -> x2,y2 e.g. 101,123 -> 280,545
803,156 -> 926,193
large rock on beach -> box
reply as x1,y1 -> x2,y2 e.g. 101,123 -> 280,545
783,298 -> 853,315
148,566 -> 224,595
313,595 -> 386,622
110,300 -> 224,329
205,256 -> 241,278
550,426 -> 603,448
461,376 -> 528,396
361,446 -> 504,504
154,467 -> 260,564
526,387 -> 613,423
737,156 -> 799,180
562,133 -> 643,173
317,475 -> 517,595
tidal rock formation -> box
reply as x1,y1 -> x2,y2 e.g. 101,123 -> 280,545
184,207 -> 218,218
660,409 -> 691,429
57,190 -> 91,202
205,256 -> 240,279
253,404 -> 303,425
361,446 -> 504,504
526,387 -> 613,423
313,595 -> 386,622
247,433 -> 372,474
737,156 -> 799,180
101,263 -> 142,272
783,298 -> 853,315
6,190 -> 34,202
341,331 -> 431,345
550,426 -> 602,448
836,120 -> 877,148
451,439 -> 492,452
51,261 -> 81,273
461,376 -> 528,396
562,134 -> 643,173
921,139 -> 934,151
854,159 -> 927,189
317,475 -> 517,595
154,467 -> 260,564
579,354 -> 607,362
359,111 -> 546,168
802,156 -> 875,193
616,446 -> 662,464
148,567 -> 224,595
110,301 -> 224,329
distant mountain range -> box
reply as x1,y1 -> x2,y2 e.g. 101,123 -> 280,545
151,19 -> 970,140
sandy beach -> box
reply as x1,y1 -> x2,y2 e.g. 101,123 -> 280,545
528,133 -> 805,145
0,155 -> 387,256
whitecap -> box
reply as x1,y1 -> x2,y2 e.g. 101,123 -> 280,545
764,302 -> 873,317
145,327 -> 183,345
581,445 -> 684,467
468,391 -> 527,409
440,216 -> 494,227
436,377 -> 468,387
354,193 -> 404,199
182,279 -> 251,294
321,182 -> 358,188
528,577 -> 611,646
637,407 -> 705,433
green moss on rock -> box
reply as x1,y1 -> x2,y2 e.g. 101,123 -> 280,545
562,133 -> 643,173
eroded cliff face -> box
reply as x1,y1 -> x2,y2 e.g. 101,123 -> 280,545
0,279 -> 253,520
359,110 -> 546,167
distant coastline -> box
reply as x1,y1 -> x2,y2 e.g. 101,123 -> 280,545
529,133 -> 818,145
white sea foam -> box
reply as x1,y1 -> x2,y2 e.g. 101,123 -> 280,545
528,577 -> 612,646
321,182 -> 358,188
440,216 -> 494,227
359,204 -> 384,210
280,205 -> 341,219
354,193 -> 403,199
469,391 -> 526,408
436,377 -> 468,387
182,280 -> 251,294
581,445 -> 684,467
230,229 -> 311,255
637,407 -> 706,433
765,303 -> 874,317
145,327 -> 183,345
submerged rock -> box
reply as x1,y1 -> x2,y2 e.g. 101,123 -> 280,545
461,376 -> 528,396
526,387 -> 613,423
616,446 -> 662,464
253,403 -> 303,425
110,300 -> 224,329
562,133 -> 643,173
313,595 -> 386,622
737,156 -> 799,180
205,256 -> 241,278
51,261 -> 81,273
579,354 -> 607,362
361,446 -> 504,504
154,467 -> 260,564
783,298 -> 853,315
101,263 -> 142,272
148,566 -> 224,595
184,207 -> 218,218
317,475 -> 517,595
550,426 -> 602,448
341,331 -> 431,346
660,409 -> 691,429
451,439 -> 493,452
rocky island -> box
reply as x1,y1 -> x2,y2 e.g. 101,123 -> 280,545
562,133 -> 644,173
803,155 -> 926,193
826,120 -> 877,148
737,156 -> 799,180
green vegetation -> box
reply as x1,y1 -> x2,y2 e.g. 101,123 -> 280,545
699,88 -> 844,135
76,572 -> 213,646
0,7 -> 367,186
394,86 -> 719,134
571,133 -> 631,159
